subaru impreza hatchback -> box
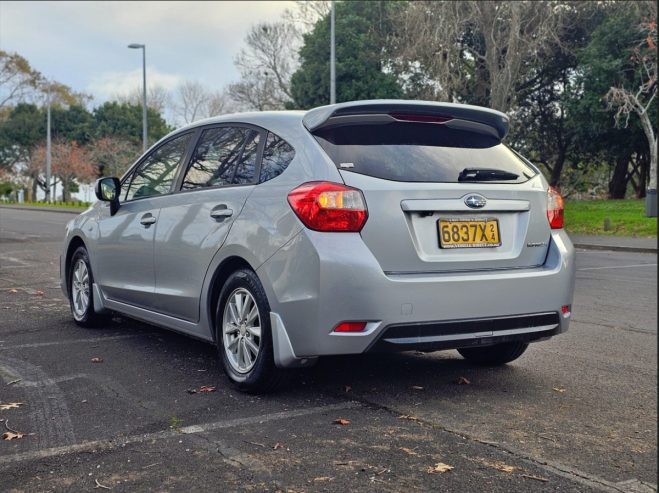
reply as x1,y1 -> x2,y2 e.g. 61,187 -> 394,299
61,100 -> 575,392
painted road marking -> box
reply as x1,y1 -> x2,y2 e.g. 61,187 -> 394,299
578,263 -> 657,271
0,334 -> 147,350
0,402 -> 360,466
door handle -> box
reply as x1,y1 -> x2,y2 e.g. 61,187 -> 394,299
140,214 -> 157,226
210,206 -> 233,220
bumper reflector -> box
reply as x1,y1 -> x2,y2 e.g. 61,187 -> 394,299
561,305 -> 571,318
334,322 -> 367,333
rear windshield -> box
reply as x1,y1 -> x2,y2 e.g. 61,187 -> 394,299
313,122 -> 537,183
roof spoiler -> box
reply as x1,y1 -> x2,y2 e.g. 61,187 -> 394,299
303,100 -> 510,141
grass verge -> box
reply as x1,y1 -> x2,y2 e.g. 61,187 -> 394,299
565,199 -> 657,237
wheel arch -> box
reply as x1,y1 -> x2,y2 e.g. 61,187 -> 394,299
207,256 -> 255,342
64,236 -> 87,298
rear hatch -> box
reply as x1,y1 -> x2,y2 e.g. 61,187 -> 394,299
306,102 -> 551,274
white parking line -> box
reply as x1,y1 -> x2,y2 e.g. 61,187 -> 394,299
0,401 -> 360,466
0,334 -> 147,350
577,263 -> 657,271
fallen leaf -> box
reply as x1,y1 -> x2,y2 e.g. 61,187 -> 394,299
198,386 -> 216,393
94,478 -> 111,490
344,385 -> 352,393
312,477 -> 333,482
492,463 -> 516,473
522,474 -> 549,482
186,388 -> 197,394
91,357 -> 103,363
2,431 -> 25,440
398,415 -> 420,422
333,418 -> 351,426
8,289 -> 18,294
272,442 -> 284,450
552,387 -> 566,393
400,447 -> 419,456
0,402 -> 24,411
456,376 -> 471,385
427,462 -> 453,474
35,290 -> 44,297
411,385 -> 424,390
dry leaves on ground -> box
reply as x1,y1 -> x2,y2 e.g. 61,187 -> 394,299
333,418 -> 351,426
398,415 -> 420,422
2,431 -> 25,441
427,462 -> 454,474
35,290 -> 44,297
400,447 -> 419,456
198,386 -> 216,393
552,387 -> 566,393
482,460 -> 517,473
8,289 -> 18,294
91,357 -> 103,363
456,376 -> 471,385
411,385 -> 424,390
0,403 -> 24,411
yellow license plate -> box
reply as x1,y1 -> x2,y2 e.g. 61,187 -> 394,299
438,219 -> 501,248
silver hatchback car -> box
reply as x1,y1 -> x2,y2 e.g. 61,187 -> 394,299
61,100 -> 575,392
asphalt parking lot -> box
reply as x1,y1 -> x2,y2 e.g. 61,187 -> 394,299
0,208 -> 656,492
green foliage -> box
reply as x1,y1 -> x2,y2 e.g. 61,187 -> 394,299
290,1 -> 404,109
93,102 -> 171,147
0,103 -> 44,168
0,182 -> 14,196
565,199 -> 657,237
51,105 -> 95,145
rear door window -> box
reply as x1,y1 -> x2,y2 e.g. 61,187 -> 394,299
259,132 -> 295,183
313,122 -> 536,183
181,126 -> 260,190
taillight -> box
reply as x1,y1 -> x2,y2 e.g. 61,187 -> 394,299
287,181 -> 368,232
547,187 -> 564,229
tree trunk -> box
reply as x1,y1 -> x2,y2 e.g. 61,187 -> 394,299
609,155 -> 630,199
30,178 -> 37,202
549,147 -> 567,187
61,178 -> 71,203
637,109 -> 657,190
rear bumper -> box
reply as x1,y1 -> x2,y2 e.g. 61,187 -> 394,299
257,229 -> 575,365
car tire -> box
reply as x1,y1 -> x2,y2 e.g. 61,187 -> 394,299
216,269 -> 288,393
458,342 -> 529,366
68,246 -> 109,328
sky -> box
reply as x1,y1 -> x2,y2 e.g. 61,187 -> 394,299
0,1 -> 295,106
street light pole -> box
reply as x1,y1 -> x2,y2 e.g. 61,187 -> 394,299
330,0 -> 336,104
45,83 -> 52,203
128,43 -> 147,153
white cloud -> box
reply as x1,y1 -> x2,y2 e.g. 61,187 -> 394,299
87,66 -> 182,102
0,1 -> 296,107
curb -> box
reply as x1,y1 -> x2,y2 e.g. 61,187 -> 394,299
0,205 -> 84,215
573,243 -> 657,254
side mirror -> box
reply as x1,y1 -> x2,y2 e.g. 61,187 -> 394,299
95,177 -> 121,216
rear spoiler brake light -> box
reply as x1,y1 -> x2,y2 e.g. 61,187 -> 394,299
303,100 -> 510,140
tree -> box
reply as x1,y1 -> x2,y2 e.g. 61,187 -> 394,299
229,21 -> 300,110
0,51 -> 43,112
33,140 -> 96,202
512,3 -> 607,188
575,4 -> 657,198
392,1 -> 568,111
289,1 -> 403,109
94,101 -> 171,146
88,136 -> 140,178
114,84 -> 170,114
605,5 -> 657,195
172,81 -> 229,124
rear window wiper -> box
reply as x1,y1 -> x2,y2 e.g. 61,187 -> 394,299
458,168 -> 519,182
